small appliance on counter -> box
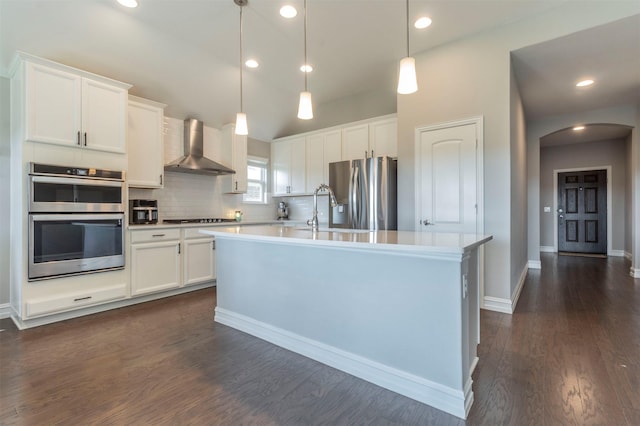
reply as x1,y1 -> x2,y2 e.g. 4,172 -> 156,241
129,199 -> 158,224
276,201 -> 289,219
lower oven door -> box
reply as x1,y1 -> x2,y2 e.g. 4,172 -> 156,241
29,213 -> 125,280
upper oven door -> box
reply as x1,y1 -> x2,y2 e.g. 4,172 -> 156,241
29,175 -> 124,213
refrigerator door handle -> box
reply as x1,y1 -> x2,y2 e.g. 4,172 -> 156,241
350,163 -> 358,227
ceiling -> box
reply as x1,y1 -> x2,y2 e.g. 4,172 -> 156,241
1,1 -> 638,142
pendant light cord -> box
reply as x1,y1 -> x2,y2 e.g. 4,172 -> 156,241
303,0 -> 308,92
239,5 -> 244,113
405,0 -> 410,57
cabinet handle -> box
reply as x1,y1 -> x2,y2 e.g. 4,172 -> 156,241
178,243 -> 181,255
212,241 -> 216,250
84,132 -> 87,146
235,181 -> 238,191
365,150 -> 368,158
160,174 -> 163,185
77,131 -> 81,146
74,296 -> 92,302
152,233 -> 166,237
371,150 -> 374,158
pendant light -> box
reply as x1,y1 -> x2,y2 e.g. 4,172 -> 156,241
297,0 -> 313,119
235,0 -> 249,135
397,0 -> 417,94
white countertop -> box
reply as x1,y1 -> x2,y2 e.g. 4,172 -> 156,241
201,224 -> 492,257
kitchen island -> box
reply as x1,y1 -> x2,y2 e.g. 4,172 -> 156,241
201,225 -> 492,419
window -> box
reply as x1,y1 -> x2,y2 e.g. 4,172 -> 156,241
243,156 -> 268,204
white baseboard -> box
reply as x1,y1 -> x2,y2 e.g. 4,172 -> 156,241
624,251 -> 632,261
528,260 -> 541,269
609,250 -> 625,257
540,246 -> 555,253
215,307 -> 472,419
0,303 -> 10,319
483,264 -> 528,314
631,267 -> 640,279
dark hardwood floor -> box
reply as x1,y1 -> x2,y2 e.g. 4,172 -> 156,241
1,253 -> 639,425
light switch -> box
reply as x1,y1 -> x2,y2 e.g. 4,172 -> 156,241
543,206 -> 551,213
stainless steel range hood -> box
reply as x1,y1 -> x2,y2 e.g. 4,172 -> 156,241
164,119 -> 235,176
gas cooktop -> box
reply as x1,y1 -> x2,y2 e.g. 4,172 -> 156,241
162,218 -> 236,224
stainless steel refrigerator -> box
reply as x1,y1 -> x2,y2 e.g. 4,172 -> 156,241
329,156 -> 397,230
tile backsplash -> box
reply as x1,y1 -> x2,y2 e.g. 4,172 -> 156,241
278,195 -> 330,224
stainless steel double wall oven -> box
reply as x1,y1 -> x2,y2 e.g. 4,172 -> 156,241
28,163 -> 126,280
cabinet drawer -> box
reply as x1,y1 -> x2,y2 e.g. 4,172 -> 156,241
130,228 -> 180,243
25,283 -> 127,318
183,227 -> 217,240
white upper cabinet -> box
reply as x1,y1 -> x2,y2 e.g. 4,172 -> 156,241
342,117 -> 397,160
305,130 -> 341,192
127,96 -> 166,188
221,124 -> 248,193
369,117 -> 397,158
23,56 -> 130,154
272,136 -> 306,196
341,124 -> 370,161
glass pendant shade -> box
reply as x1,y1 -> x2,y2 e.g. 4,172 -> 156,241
397,56 -> 418,94
297,91 -> 313,120
235,112 -> 248,135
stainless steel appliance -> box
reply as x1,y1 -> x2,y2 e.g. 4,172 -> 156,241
162,218 -> 236,224
129,199 -> 158,224
276,201 -> 289,219
164,118 -> 235,175
28,163 -> 125,280
329,156 -> 397,230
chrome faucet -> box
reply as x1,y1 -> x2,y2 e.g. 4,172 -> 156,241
307,183 -> 338,231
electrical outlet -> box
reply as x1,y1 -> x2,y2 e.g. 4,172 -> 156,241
543,206 -> 551,213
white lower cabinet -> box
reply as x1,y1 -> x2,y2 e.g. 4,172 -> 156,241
25,283 -> 127,318
129,227 -> 217,296
183,228 -> 216,286
130,229 -> 181,296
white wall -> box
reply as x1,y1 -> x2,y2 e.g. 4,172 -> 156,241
626,134 -> 633,256
527,105 -> 638,262
398,3 -> 640,306
0,76 -> 10,307
539,139 -> 627,251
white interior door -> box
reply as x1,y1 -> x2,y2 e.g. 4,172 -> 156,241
416,122 -> 478,234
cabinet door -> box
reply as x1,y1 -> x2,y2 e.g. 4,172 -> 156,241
25,62 -> 82,146
289,137 -> 306,194
127,99 -> 165,188
342,124 -> 369,161
81,78 -> 127,153
183,238 -> 216,286
369,118 -> 397,158
131,241 -> 181,296
306,134 -> 324,193
323,130 -> 342,182
272,142 -> 291,195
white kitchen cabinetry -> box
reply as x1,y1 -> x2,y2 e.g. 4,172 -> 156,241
221,124 -> 248,193
23,55 -> 130,154
183,228 -> 216,286
130,229 -> 181,296
342,117 -> 397,160
127,96 -> 166,188
25,284 -> 127,318
305,130 -> 341,192
272,136 -> 306,196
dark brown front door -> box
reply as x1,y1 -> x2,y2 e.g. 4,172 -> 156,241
558,170 -> 607,254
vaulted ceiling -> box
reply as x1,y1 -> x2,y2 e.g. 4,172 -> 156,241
1,1 -> 638,142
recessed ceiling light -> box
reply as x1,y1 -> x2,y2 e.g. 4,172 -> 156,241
414,17 -> 432,29
576,79 -> 594,87
280,5 -> 297,18
245,59 -> 259,68
117,0 -> 138,8
573,126 -> 585,131
300,64 -> 313,73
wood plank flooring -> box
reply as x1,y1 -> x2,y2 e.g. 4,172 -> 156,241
1,253 -> 638,425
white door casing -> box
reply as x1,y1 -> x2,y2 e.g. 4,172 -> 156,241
415,120 -> 480,234
415,116 -> 484,309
